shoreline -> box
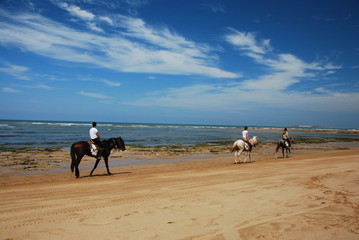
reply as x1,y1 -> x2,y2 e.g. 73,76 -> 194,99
1,140 -> 359,176
1,120 -> 359,150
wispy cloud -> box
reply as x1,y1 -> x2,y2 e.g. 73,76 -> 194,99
224,29 -> 341,91
0,63 -> 30,80
101,79 -> 121,87
225,28 -> 271,54
126,81 -> 359,114
59,2 -> 95,21
204,2 -> 226,13
126,29 -> 357,114
77,91 -> 111,99
2,87 -> 20,93
0,8 -> 238,78
21,83 -> 54,89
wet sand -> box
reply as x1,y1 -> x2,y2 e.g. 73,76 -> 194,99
0,143 -> 358,239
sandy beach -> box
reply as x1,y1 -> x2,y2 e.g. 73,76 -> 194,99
0,142 -> 358,240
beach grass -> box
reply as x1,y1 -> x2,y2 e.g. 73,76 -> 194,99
0,147 -> 61,153
1,136 -> 359,154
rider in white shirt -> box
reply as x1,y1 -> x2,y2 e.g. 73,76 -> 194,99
242,126 -> 252,150
89,122 -> 104,159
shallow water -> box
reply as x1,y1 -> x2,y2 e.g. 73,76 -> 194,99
0,120 -> 358,149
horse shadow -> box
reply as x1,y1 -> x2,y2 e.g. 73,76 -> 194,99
79,171 -> 132,178
232,161 -> 256,165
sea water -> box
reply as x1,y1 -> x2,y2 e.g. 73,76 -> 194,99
0,120 -> 358,149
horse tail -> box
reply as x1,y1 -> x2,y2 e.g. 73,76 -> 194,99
231,141 -> 238,153
70,143 -> 76,172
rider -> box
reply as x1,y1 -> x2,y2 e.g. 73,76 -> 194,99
242,126 -> 252,150
282,128 -> 291,147
89,122 -> 104,159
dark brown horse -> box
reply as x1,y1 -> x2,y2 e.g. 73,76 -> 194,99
275,137 -> 295,158
70,137 -> 126,178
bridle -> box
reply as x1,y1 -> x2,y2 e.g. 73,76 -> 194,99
111,138 -> 118,149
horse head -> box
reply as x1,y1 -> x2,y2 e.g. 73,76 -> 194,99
251,136 -> 258,146
114,137 -> 126,151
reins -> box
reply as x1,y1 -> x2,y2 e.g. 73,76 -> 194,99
110,137 -> 121,151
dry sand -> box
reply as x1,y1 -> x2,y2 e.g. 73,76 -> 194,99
0,143 -> 358,240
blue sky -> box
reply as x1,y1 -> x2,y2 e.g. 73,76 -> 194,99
0,0 -> 358,128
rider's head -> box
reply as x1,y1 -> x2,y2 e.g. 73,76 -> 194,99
244,126 -> 248,130
92,122 -> 97,127
284,128 -> 287,131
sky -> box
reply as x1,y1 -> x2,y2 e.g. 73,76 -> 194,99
0,0 -> 358,129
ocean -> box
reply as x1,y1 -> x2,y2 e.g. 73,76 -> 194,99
0,120 -> 358,149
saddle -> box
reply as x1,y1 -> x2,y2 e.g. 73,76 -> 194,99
88,140 -> 102,156
281,139 -> 290,147
243,141 -> 252,151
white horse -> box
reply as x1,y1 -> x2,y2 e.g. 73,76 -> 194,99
231,136 -> 258,164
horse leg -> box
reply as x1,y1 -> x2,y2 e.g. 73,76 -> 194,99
235,149 -> 243,164
275,145 -> 280,159
286,148 -> 290,158
243,151 -> 250,163
75,156 -> 82,178
281,148 -> 285,158
90,158 -> 101,176
104,157 -> 112,175
70,145 -> 81,178
234,151 -> 239,164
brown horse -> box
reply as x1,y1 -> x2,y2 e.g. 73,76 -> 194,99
275,137 -> 294,158
70,137 -> 126,178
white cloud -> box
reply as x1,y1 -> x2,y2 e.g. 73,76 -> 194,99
2,87 -> 20,93
77,91 -> 111,99
126,29 -> 357,114
0,10 -> 238,78
223,29 -> 343,92
99,16 -> 113,25
101,79 -> 121,87
204,3 -> 226,13
33,84 -> 53,89
225,28 -> 271,54
126,81 -> 359,114
59,2 -> 95,21
0,63 -> 30,80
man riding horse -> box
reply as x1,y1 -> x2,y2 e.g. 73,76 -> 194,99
282,128 -> 291,147
89,122 -> 104,160
242,126 -> 252,151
